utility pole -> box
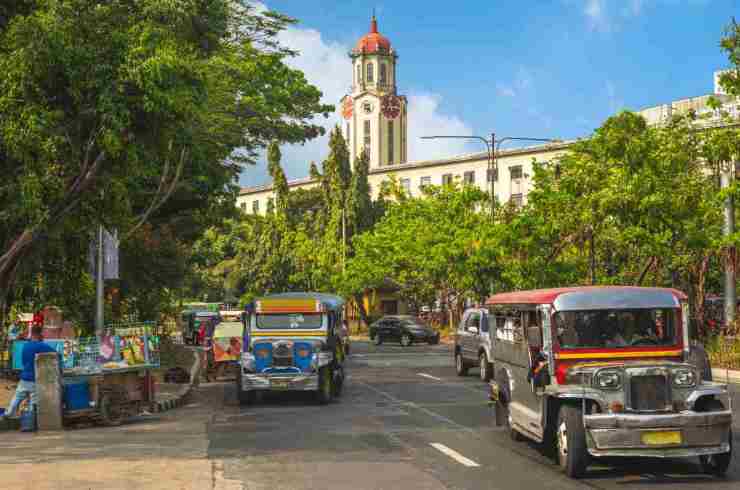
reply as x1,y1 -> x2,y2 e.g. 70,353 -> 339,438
490,132 -> 495,219
721,161 -> 736,326
95,224 -> 104,336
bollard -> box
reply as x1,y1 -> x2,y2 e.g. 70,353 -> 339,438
35,352 -> 64,431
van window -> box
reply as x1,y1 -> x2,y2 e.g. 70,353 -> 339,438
494,311 -> 524,343
466,312 -> 481,331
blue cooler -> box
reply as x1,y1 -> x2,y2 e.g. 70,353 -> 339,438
63,380 -> 91,411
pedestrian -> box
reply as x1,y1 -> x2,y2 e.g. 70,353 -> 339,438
4,325 -> 58,418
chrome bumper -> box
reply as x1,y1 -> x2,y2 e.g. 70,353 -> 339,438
584,410 -> 732,458
240,373 -> 319,392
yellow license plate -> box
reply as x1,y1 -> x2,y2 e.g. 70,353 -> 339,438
641,431 -> 682,445
271,379 -> 290,390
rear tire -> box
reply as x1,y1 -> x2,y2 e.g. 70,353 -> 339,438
556,406 -> 590,478
372,333 -> 382,346
697,399 -> 732,476
455,352 -> 468,376
479,352 -> 493,382
400,333 -> 412,347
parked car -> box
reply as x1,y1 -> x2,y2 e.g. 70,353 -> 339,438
369,315 -> 440,346
454,308 -> 494,381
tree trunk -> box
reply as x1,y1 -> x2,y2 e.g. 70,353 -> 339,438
353,292 -> 370,331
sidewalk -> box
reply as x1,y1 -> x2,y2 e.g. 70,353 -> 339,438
712,367 -> 740,384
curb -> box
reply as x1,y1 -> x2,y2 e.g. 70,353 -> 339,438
152,347 -> 202,414
712,368 -> 740,385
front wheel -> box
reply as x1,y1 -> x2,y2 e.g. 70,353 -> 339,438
479,352 -> 493,382
697,399 -> 732,476
372,333 -> 383,345
455,352 -> 468,376
556,406 -> 590,478
316,367 -> 333,405
400,333 -> 412,347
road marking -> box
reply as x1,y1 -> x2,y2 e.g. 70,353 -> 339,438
430,443 -> 480,467
417,373 -> 443,381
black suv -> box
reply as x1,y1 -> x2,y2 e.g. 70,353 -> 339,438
369,315 -> 440,346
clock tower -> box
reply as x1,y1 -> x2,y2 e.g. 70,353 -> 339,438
341,15 -> 407,168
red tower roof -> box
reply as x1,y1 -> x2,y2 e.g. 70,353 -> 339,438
353,16 -> 392,55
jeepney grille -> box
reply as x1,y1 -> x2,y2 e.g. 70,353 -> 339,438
629,375 -> 669,411
273,344 -> 293,367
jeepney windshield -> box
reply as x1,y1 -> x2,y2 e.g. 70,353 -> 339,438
255,313 -> 323,329
554,308 -> 678,349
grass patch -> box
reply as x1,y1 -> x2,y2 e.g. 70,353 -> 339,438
705,335 -> 740,370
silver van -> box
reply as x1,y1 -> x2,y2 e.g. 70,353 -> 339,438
454,308 -> 494,381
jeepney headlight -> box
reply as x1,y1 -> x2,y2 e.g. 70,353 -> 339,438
241,352 -> 256,372
673,369 -> 696,388
595,370 -> 622,390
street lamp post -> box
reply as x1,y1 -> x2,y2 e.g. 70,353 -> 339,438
421,134 -> 560,218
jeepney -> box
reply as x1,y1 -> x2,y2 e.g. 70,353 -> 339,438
487,286 -> 733,478
236,292 -> 346,405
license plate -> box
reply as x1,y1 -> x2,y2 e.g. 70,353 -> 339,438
641,431 -> 682,445
271,379 -> 290,390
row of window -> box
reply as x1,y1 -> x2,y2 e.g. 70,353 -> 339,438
399,166 -> 523,189
356,61 -> 391,86
241,166 -> 525,214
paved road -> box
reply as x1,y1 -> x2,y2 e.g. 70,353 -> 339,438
0,341 -> 738,489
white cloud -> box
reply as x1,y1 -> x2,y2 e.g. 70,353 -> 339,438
238,3 -> 475,187
496,83 -> 516,97
581,0 -> 644,33
407,93 -> 473,161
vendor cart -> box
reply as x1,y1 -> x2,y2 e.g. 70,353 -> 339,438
60,323 -> 160,426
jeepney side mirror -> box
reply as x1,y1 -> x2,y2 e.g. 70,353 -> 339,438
527,327 -> 542,349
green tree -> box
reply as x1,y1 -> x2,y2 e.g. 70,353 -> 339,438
0,1 -> 332,319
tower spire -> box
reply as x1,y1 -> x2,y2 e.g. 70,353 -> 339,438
370,10 -> 378,33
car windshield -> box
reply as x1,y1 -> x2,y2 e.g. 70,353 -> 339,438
555,308 -> 678,349
256,313 -> 323,329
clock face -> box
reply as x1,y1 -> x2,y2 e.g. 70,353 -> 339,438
362,101 -> 374,114
381,94 -> 401,119
341,97 -> 353,120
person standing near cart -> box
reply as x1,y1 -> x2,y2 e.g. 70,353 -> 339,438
5,325 -> 57,418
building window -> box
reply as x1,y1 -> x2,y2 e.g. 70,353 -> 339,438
252,200 -> 259,213
510,194 -> 523,208
380,63 -> 387,85
510,165 -> 523,180
463,171 -> 475,184
366,62 -> 374,83
400,178 -> 411,193
401,119 -> 406,162
357,64 -> 361,85
442,173 -> 453,185
487,168 -> 498,182
267,197 -> 274,209
240,202 -> 246,211
387,120 -> 394,164
364,120 -> 371,160
420,176 -> 431,188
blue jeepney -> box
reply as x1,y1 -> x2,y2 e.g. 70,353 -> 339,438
237,293 -> 346,405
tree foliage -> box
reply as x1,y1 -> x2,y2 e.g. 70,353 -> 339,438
0,1 -> 332,323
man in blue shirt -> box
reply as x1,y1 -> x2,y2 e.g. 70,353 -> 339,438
5,325 -> 57,417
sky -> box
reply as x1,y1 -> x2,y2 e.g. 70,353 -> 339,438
239,0 -> 740,188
